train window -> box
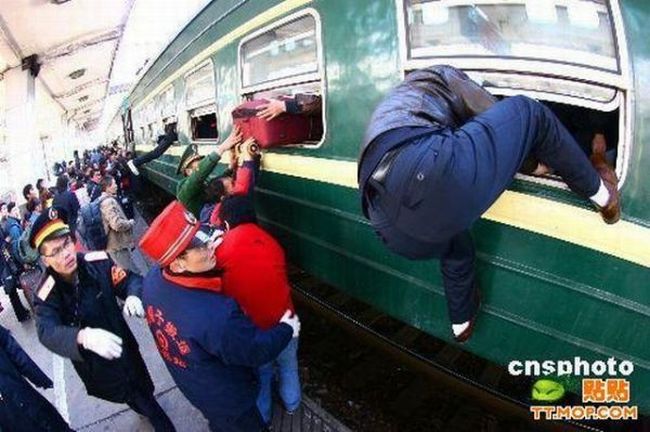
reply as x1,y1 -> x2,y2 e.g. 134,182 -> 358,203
240,13 -> 320,91
239,10 -> 325,147
185,62 -> 215,109
190,104 -> 218,141
518,101 -> 619,180
403,0 -> 617,72
160,86 -> 176,119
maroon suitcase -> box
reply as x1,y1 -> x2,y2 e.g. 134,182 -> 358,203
231,98 -> 322,148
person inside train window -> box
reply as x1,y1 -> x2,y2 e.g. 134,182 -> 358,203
126,123 -> 178,177
358,65 -> 620,343
30,207 -> 176,432
256,93 -> 323,121
520,105 -> 619,177
199,138 -> 260,227
139,200 -> 299,432
176,125 -> 242,218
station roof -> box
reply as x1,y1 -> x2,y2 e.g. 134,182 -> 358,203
0,0 -> 135,131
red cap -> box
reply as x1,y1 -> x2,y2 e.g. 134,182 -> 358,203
139,201 -> 201,267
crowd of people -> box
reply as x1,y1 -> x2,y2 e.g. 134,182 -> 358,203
0,98 -> 304,432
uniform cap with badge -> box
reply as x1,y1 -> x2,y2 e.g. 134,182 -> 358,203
177,144 -> 204,175
29,207 -> 70,250
140,201 -> 214,266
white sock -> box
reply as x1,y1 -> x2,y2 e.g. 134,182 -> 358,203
452,321 -> 470,337
590,180 -> 610,207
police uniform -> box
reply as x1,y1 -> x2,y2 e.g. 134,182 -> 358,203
139,201 -> 292,432
176,144 -> 223,217
30,208 -> 175,432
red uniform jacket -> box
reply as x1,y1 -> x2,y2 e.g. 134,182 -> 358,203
215,223 -> 294,330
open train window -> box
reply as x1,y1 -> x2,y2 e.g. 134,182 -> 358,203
397,0 -> 632,189
238,9 -> 326,148
190,104 -> 218,141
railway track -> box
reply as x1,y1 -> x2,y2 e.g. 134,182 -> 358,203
288,266 -> 644,432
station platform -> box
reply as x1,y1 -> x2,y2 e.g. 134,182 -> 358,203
0,209 -> 352,432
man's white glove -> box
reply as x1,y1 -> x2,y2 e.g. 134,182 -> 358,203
123,296 -> 145,318
280,310 -> 301,338
78,328 -> 123,360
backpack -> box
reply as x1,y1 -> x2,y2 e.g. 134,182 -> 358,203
78,199 -> 108,250
17,225 -> 40,266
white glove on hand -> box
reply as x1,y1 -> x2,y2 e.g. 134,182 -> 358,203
78,328 -> 123,360
123,296 -> 144,318
280,310 -> 301,338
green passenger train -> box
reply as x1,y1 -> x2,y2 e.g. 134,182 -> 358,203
108,0 -> 650,414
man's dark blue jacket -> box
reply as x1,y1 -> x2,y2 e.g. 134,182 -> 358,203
0,324 -> 72,431
142,266 -> 292,425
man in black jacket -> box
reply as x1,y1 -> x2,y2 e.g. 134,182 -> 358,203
31,207 -> 176,431
52,175 -> 80,236
359,65 -> 621,343
0,323 -> 72,431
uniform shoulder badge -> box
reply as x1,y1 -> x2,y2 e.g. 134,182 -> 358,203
85,251 -> 109,262
37,276 -> 55,301
111,266 -> 127,286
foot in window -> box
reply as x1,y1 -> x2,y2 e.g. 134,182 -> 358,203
590,136 -> 620,224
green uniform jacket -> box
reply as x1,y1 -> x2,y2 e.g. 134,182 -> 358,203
176,151 -> 221,217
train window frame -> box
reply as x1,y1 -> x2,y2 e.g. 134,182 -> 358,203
237,8 -> 327,150
395,0 -> 633,190
184,60 -> 217,111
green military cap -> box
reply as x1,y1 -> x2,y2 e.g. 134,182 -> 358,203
177,144 -> 204,175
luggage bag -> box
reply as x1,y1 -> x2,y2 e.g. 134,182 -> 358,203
231,98 -> 322,148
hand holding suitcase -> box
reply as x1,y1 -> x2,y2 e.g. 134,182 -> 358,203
232,96 -> 323,148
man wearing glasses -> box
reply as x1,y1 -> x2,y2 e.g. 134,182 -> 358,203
30,207 -> 176,431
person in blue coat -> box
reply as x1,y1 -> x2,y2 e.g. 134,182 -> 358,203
139,201 -> 300,432
0,323 -> 73,431
359,66 -> 621,343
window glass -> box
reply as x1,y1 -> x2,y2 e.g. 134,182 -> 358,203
185,63 -> 215,109
160,86 -> 176,118
404,0 -> 618,71
241,15 -> 318,88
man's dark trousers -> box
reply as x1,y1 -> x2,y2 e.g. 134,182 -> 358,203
367,95 -> 601,324
126,387 -> 176,432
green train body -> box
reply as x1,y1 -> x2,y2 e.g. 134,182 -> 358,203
109,0 -> 650,414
